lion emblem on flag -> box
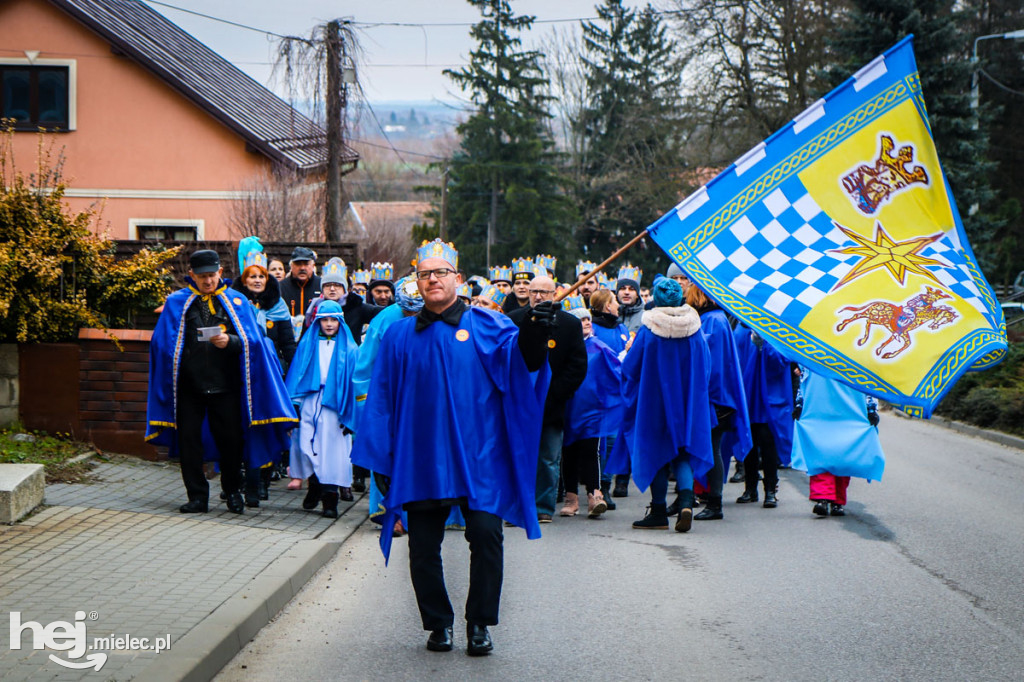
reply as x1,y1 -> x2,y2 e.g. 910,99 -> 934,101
841,134 -> 929,215
835,286 -> 958,359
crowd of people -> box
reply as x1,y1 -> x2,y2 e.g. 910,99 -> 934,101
146,238 -> 885,656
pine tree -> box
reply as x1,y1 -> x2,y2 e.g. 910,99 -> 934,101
824,0 -> 1001,270
442,0 -> 575,275
575,0 -> 688,277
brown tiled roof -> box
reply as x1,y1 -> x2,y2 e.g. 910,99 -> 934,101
346,201 -> 432,234
50,0 -> 357,171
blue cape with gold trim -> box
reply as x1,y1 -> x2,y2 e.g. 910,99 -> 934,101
145,280 -> 297,467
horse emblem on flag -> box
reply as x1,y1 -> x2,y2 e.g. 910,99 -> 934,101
644,35 -> 1007,417
836,286 -> 958,359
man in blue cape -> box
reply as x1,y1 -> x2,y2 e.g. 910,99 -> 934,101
352,239 -> 552,657
146,249 -> 296,514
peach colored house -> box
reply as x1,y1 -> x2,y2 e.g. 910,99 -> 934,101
0,0 -> 357,240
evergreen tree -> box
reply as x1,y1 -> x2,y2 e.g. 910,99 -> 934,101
824,0 -> 1001,272
442,0 -> 575,275
575,0 -> 688,277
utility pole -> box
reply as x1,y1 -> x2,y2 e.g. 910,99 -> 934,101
488,176 -> 497,269
439,162 -> 450,241
325,20 -> 346,242
971,29 -> 1024,130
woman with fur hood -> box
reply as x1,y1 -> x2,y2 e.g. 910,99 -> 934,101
607,277 -> 715,532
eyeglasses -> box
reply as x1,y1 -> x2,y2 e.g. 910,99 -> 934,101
529,289 -> 556,297
322,283 -> 344,290
416,268 -> 454,280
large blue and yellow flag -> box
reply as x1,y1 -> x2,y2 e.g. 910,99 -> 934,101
648,36 -> 1006,417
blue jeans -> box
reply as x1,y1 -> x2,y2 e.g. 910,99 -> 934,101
650,453 -> 694,505
535,425 -> 563,516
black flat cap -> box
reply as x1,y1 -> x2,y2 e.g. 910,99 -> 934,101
189,249 -> 221,274
290,246 -> 316,262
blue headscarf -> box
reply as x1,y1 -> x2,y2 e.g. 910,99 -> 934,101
394,275 -> 424,313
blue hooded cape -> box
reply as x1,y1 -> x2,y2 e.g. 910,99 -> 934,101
591,321 -> 630,355
791,371 -> 885,481
351,306 -> 549,562
701,309 -> 753,464
353,303 -> 406,409
284,308 -> 360,432
145,280 -> 297,468
563,335 -> 623,447
606,310 -> 715,492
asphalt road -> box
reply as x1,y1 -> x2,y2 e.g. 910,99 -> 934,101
215,414 -> 1024,681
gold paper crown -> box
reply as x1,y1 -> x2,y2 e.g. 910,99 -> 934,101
416,239 -> 458,268
561,294 -> 586,312
617,264 -> 643,285
535,254 -> 557,272
352,269 -> 371,285
370,262 -> 394,281
479,284 -> 507,307
489,265 -> 513,282
456,283 -> 471,299
243,250 -> 268,271
576,260 -> 598,278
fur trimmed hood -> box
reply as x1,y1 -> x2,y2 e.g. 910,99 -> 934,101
641,305 -> 702,339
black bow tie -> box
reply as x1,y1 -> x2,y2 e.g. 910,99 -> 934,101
415,299 -> 467,331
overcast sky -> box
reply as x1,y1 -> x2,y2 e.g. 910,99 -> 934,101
146,0 -> 644,103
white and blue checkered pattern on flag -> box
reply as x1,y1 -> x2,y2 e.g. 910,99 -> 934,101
647,36 -> 1006,418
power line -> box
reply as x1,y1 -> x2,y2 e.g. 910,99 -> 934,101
979,68 -> 1024,98
143,0 -> 300,40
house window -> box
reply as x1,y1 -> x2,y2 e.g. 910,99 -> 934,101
129,219 -> 205,241
1,65 -> 70,131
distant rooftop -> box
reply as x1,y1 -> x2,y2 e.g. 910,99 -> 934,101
50,0 -> 358,171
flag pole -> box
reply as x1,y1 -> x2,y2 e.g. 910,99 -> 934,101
555,229 -> 649,303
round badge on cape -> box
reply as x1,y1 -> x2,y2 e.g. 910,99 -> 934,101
218,324 -> 227,333
266,320 -> 274,329
547,339 -> 557,349
456,329 -> 470,342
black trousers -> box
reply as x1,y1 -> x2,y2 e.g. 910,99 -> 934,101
745,423 -> 779,492
561,437 -> 600,494
177,386 -> 244,502
406,505 -> 503,631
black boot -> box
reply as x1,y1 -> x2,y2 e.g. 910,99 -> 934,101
812,500 -> 829,516
694,495 -> 724,520
666,491 -> 683,515
259,467 -> 272,500
600,485 -> 616,511
729,462 -> 745,483
829,502 -> 846,516
736,484 -> 759,503
612,474 -> 630,498
303,474 -> 323,511
321,491 -> 339,519
763,484 -> 778,508
674,489 -> 695,533
632,503 -> 669,529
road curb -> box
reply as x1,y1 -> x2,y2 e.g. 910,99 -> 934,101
139,495 -> 370,682
892,409 -> 1024,451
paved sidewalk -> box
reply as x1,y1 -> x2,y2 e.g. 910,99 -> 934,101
0,456 -> 369,682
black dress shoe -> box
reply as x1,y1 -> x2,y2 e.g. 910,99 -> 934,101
226,492 -> 245,514
352,477 -> 366,493
179,500 -> 208,514
736,489 -> 758,503
829,503 -> 846,516
339,487 -> 354,502
812,500 -> 829,516
466,624 -> 493,656
426,627 -> 453,652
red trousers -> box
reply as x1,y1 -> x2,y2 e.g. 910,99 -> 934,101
809,473 -> 850,505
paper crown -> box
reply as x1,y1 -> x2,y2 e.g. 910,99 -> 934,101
489,265 -> 513,283
617,264 -> 643,285
352,269 -> 371,285
369,262 -> 394,282
561,294 -> 586,312
416,239 -> 458,268
511,258 -> 535,279
456,283 -> 471,299
597,272 -> 612,289
242,249 -> 268,272
322,257 -> 348,286
532,263 -> 546,277
468,275 -> 491,287
535,254 -> 556,272
479,284 -> 507,308
576,260 -> 598,278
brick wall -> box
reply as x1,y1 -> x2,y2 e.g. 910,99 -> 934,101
77,330 -> 156,458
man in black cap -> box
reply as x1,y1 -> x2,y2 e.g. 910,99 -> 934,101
172,250 -> 246,512
279,246 -> 322,319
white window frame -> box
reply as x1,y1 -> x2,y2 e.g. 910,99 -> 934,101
128,218 -> 205,241
0,57 -> 77,130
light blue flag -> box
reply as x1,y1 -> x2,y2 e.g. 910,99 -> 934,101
647,36 -> 1006,418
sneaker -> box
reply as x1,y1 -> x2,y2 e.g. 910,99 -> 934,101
812,500 -> 829,517
587,491 -> 608,518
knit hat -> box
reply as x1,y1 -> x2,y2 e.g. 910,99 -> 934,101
567,307 -> 592,321
321,257 -> 348,288
652,277 -> 683,307
666,262 -> 689,279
